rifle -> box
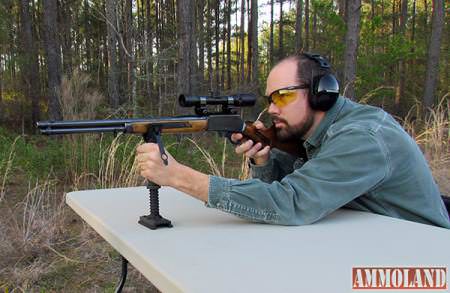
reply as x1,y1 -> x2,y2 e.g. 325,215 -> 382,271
37,93 -> 306,229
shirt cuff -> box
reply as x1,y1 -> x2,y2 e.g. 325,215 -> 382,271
206,175 -> 231,208
250,156 -> 275,179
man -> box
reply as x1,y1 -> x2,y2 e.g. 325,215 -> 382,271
136,53 -> 450,228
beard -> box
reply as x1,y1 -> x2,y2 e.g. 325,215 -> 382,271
272,112 -> 315,142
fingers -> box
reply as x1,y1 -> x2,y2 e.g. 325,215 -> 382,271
244,142 -> 264,157
136,143 -> 169,171
136,145 -> 159,162
235,139 -> 254,155
245,144 -> 270,159
256,145 -> 270,157
253,120 -> 266,130
230,133 -> 243,144
136,143 -> 158,153
235,139 -> 270,158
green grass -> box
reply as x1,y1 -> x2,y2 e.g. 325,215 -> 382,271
0,128 -> 73,179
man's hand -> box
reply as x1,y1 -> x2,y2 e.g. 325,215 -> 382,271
231,121 -> 270,165
136,143 -> 210,202
136,143 -> 180,186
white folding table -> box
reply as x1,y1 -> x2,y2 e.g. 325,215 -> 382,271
66,186 -> 450,292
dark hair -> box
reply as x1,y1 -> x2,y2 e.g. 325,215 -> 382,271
279,53 -> 335,88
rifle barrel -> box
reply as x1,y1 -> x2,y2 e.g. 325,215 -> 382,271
39,126 -> 127,135
36,119 -> 147,129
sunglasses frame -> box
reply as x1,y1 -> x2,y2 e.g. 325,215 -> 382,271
264,85 -> 310,107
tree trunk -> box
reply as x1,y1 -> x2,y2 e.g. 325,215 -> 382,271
106,0 -> 120,108
304,0 -> 310,51
424,0 -> 429,35
124,0 -> 133,106
312,4 -> 317,49
221,3 -> 226,90
250,0 -> 258,84
197,0 -> 205,86
177,0 -> 198,98
206,0 -> 213,91
226,0 -> 232,89
269,0 -> 274,66
145,0 -> 154,105
392,0 -> 397,35
155,0 -> 160,52
295,0 -> 303,52
370,0 -> 375,55
43,0 -> 62,120
215,0 -> 220,91
235,0 -> 240,85
0,54 -> 3,123
338,0 -> 346,20
240,0 -> 245,85
60,0 -> 73,75
395,0 -> 408,115
246,0 -> 252,83
411,0 -> 416,50
83,0 -> 92,73
343,0 -> 361,100
19,0 -> 41,125
117,2 -> 125,100
423,0 -> 444,110
278,0 -> 284,59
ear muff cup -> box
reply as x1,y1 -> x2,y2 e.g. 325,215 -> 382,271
301,53 -> 340,111
308,73 -> 340,111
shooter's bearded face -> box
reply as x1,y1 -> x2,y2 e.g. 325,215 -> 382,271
271,104 -> 315,141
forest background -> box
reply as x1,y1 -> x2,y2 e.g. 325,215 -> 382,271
0,0 -> 448,291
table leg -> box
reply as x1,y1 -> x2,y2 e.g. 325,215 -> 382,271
114,256 -> 128,293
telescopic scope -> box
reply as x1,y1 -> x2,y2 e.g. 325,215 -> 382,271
179,93 -> 256,108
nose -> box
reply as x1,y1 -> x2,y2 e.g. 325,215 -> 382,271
267,102 -> 280,115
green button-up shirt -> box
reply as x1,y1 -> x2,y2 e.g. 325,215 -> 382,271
206,97 -> 450,228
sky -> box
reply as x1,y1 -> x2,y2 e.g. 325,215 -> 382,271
230,1 -> 296,33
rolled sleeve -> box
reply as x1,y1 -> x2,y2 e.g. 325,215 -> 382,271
206,175 -> 232,209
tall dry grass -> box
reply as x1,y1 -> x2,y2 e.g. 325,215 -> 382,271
59,70 -> 105,188
0,136 -> 19,203
59,69 -> 103,121
403,96 -> 450,195
187,136 -> 252,180
71,134 -> 142,190
0,144 -> 67,291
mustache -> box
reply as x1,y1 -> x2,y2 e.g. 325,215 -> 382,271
270,115 -> 288,125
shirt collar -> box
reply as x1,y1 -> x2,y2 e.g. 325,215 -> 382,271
305,96 -> 346,148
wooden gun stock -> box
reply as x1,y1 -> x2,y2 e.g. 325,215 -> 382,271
242,121 -> 308,159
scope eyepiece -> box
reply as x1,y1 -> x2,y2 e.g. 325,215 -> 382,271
179,94 -> 256,108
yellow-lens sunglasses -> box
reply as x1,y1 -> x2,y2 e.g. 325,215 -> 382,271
264,85 -> 309,108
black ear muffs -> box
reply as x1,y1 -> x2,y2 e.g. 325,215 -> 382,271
302,53 -> 340,111
309,73 -> 340,111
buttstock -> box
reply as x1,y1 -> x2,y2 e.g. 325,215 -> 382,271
242,121 -> 307,159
